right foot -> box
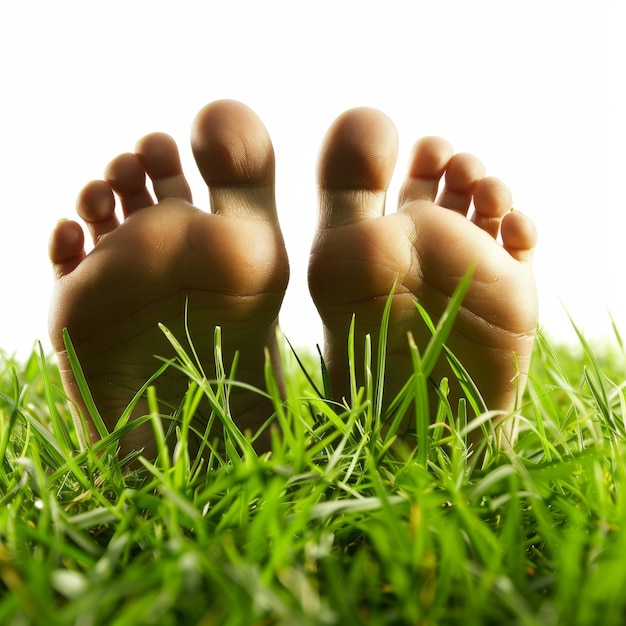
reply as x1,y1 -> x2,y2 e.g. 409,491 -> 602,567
308,108 -> 538,440
48,100 -> 289,459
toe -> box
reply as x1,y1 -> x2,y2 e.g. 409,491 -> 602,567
76,180 -> 120,244
136,132 -> 192,203
317,107 -> 398,228
191,99 -> 277,220
436,153 -> 486,215
105,153 -> 155,217
501,210 -> 537,264
471,177 -> 512,238
398,136 -> 453,207
49,219 -> 86,278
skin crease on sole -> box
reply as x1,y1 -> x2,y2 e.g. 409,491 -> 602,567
48,100 -> 537,460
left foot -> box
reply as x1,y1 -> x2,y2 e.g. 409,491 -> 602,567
49,100 -> 289,458
308,108 -> 538,435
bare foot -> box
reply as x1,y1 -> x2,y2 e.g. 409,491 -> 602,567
49,100 -> 289,459
308,108 -> 537,441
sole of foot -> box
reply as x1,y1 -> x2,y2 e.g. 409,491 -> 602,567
308,107 -> 537,446
49,100 -> 289,460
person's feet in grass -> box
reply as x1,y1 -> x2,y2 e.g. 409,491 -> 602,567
308,108 -> 538,444
49,100 -> 289,459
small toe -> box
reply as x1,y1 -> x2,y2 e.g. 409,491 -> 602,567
436,153 -> 486,215
76,180 -> 120,244
501,210 -> 537,264
472,177 -> 512,238
136,132 -> 192,203
399,137 -> 454,207
191,99 -> 277,220
49,219 -> 86,278
105,153 -> 154,217
317,107 -> 398,228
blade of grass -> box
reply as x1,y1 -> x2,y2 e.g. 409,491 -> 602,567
407,332 -> 430,467
374,280 -> 396,424
413,265 -> 474,379
283,335 -> 324,399
63,328 -> 109,441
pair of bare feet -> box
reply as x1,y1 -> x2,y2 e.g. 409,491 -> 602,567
48,100 -> 537,460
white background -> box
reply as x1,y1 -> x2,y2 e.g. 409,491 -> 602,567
0,0 -> 624,359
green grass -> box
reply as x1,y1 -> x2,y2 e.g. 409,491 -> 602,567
2,299 -> 626,624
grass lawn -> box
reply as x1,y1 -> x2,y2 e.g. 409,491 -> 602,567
2,297 -> 626,625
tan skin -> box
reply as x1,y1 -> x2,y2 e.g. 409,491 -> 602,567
49,101 -> 537,459
308,108 -> 537,443
49,101 -> 289,458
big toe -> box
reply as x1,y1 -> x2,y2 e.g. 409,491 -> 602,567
317,107 -> 398,228
191,100 -> 277,220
